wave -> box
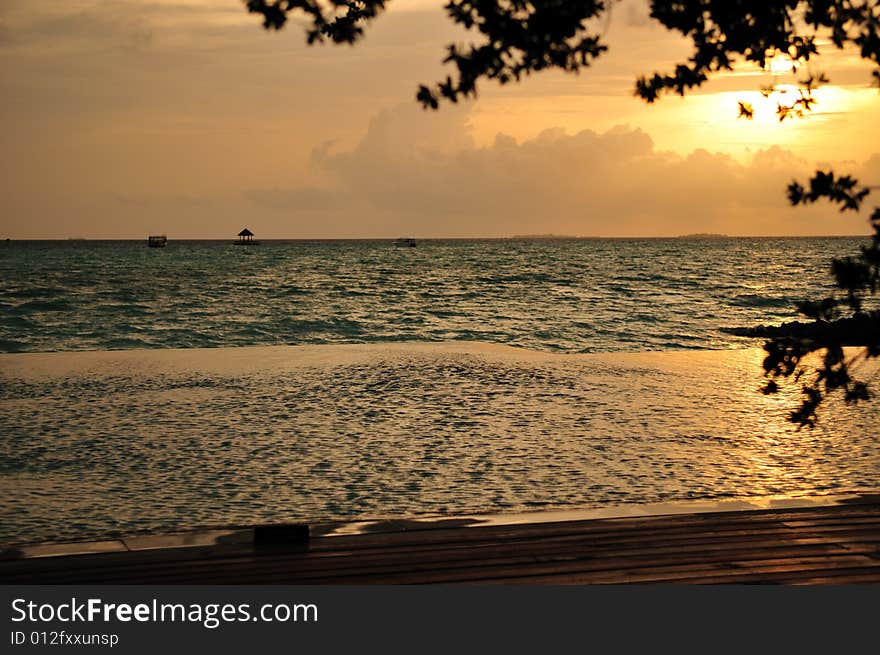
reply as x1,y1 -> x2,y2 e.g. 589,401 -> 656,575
0,338 -> 29,352
476,273 -> 573,285
3,287 -> 68,299
13,299 -> 76,312
273,285 -> 311,297
104,337 -> 155,350
728,293 -> 794,309
279,316 -> 367,336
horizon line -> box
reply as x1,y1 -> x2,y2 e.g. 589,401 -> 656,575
4,234 -> 872,241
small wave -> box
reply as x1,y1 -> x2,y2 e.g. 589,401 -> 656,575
476,273 -> 572,285
102,289 -> 153,304
228,325 -> 275,339
14,299 -> 75,312
274,285 -> 310,297
729,294 -> 794,309
654,341 -> 706,350
94,303 -> 153,316
4,287 -> 68,299
426,309 -> 466,318
0,338 -> 30,352
0,314 -> 36,328
104,337 -> 154,350
279,317 -> 367,337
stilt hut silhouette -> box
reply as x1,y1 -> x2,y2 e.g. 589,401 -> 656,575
234,228 -> 259,246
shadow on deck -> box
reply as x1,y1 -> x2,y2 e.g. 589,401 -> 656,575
2,502 -> 879,584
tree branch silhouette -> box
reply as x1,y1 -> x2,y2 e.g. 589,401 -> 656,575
756,173 -> 879,427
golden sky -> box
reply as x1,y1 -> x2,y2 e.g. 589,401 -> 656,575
1,0 -> 878,238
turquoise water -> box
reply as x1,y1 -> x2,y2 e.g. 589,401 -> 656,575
0,237 -> 865,354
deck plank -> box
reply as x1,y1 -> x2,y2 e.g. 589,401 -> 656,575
19,530 -> 880,585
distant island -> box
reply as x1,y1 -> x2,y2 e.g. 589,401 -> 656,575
510,234 -> 584,240
510,233 -> 734,240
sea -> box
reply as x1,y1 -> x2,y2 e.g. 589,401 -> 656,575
1,237 -> 878,545
0,237 -> 868,354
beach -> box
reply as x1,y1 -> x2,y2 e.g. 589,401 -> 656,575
2,342 -> 878,547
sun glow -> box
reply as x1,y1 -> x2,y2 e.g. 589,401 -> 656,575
470,82 -> 877,164
766,52 -> 799,76
732,83 -> 847,123
665,83 -> 872,161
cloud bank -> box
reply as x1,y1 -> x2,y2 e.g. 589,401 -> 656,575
247,104 -> 877,238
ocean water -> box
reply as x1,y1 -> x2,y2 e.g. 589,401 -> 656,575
0,237 -> 867,354
1,237 -> 879,546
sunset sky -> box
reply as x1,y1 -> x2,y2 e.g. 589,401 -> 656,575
2,0 -> 879,239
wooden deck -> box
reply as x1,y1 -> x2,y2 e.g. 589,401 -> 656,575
3,503 -> 880,584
